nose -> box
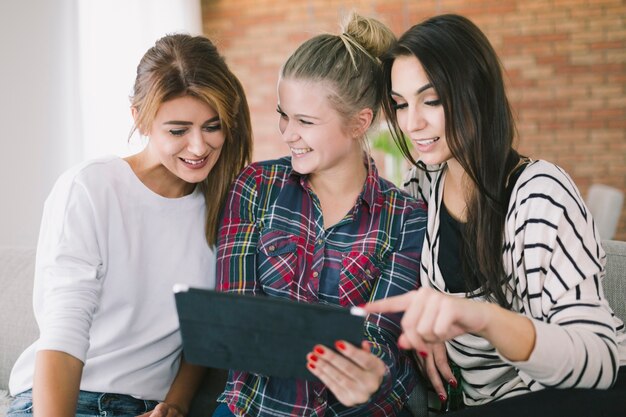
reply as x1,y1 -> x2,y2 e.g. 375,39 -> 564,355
187,129 -> 208,156
405,105 -> 426,133
280,120 -> 300,144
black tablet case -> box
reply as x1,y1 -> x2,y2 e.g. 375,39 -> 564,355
174,288 -> 366,381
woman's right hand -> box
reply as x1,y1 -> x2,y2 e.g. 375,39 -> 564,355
415,342 -> 456,404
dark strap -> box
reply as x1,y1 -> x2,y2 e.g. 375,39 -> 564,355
505,158 -> 530,205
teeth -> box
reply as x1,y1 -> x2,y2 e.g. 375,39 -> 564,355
417,137 -> 439,145
292,148 -> 312,155
182,157 -> 206,165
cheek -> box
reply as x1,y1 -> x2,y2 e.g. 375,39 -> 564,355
396,111 -> 408,132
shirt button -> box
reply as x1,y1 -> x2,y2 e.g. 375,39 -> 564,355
317,238 -> 323,245
312,271 -> 319,278
365,269 -> 372,276
268,245 -> 276,252
316,396 -> 324,405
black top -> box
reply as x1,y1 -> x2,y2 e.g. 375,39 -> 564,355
437,203 -> 479,293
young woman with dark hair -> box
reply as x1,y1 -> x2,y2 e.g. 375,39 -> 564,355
366,13 -> 626,416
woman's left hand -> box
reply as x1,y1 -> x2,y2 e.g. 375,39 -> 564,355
136,402 -> 184,417
306,340 -> 387,407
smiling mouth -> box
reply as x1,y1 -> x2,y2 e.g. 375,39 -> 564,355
291,147 -> 312,155
415,137 -> 440,146
180,157 -> 207,165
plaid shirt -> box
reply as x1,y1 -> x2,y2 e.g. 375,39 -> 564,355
216,157 -> 426,417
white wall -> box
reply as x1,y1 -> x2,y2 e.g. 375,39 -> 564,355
0,0 -> 82,247
0,0 -> 202,248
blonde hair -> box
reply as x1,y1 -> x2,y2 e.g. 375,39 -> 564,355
281,12 -> 395,128
130,34 -> 253,246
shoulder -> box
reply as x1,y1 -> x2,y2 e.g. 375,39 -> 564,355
402,164 -> 442,203
512,160 -> 584,210
230,156 -> 295,197
377,175 -> 427,214
50,156 -> 125,198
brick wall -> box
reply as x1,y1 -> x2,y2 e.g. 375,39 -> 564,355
201,0 -> 626,240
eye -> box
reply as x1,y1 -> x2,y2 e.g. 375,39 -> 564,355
392,102 -> 408,111
299,119 -> 313,126
203,123 -> 222,133
276,108 -> 288,120
425,99 -> 441,107
169,128 -> 187,137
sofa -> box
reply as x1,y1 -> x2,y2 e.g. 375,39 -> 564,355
0,247 -> 227,417
1,240 -> 625,417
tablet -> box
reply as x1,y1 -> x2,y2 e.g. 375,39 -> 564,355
174,285 -> 367,381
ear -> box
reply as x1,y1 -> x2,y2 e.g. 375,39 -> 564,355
352,108 -> 374,138
130,106 -> 145,136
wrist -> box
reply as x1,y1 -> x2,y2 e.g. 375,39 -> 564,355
164,401 -> 186,416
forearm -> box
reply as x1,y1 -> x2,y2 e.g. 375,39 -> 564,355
33,350 -> 84,417
478,303 -> 536,362
162,358 -> 207,415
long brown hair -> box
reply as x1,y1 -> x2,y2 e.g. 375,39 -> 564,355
130,34 -> 253,246
382,15 -> 520,306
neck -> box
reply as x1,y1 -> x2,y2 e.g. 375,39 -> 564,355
443,158 -> 471,222
309,160 -> 368,199
124,150 -> 194,198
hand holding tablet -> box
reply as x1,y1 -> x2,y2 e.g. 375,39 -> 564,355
174,286 -> 367,381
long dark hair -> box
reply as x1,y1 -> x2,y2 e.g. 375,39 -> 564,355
130,34 -> 253,246
382,14 -> 520,306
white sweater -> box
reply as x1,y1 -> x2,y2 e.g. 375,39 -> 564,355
10,157 -> 216,400
405,160 -> 626,405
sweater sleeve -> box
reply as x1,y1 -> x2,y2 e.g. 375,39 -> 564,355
216,164 -> 260,295
505,162 -> 619,388
34,174 -> 104,363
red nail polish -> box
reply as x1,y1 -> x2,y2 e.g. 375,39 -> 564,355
314,346 -> 325,355
438,393 -> 447,403
449,378 -> 458,389
310,354 -> 318,362
335,341 -> 346,351
418,351 -> 428,358
308,362 -> 316,369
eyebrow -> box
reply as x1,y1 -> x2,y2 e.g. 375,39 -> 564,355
390,82 -> 434,97
276,105 -> 320,120
164,116 -> 220,125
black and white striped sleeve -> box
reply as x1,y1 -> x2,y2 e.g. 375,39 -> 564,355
506,161 -> 618,389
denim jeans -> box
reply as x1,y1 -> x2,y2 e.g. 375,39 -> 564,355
8,389 -> 159,417
212,402 -> 416,417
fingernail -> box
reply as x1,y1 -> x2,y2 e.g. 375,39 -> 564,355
418,351 -> 428,358
335,341 -> 346,351
308,362 -> 316,370
449,378 -> 458,389
309,354 -> 318,362
438,393 -> 447,403
314,346 -> 325,355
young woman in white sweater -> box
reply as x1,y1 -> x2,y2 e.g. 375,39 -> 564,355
364,13 -> 626,416
8,34 -> 252,417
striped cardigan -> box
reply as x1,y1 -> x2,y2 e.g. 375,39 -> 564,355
404,159 -> 626,406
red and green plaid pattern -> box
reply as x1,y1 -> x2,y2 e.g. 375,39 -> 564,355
216,157 -> 427,416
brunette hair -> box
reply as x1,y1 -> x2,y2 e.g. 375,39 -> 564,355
382,14 -> 521,306
130,34 -> 253,246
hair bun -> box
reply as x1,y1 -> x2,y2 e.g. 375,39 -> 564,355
341,12 -> 396,59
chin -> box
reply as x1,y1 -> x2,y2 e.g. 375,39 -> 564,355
290,159 -> 314,175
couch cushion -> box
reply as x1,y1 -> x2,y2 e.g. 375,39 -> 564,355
603,240 -> 626,323
0,248 -> 38,392
0,389 -> 11,417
